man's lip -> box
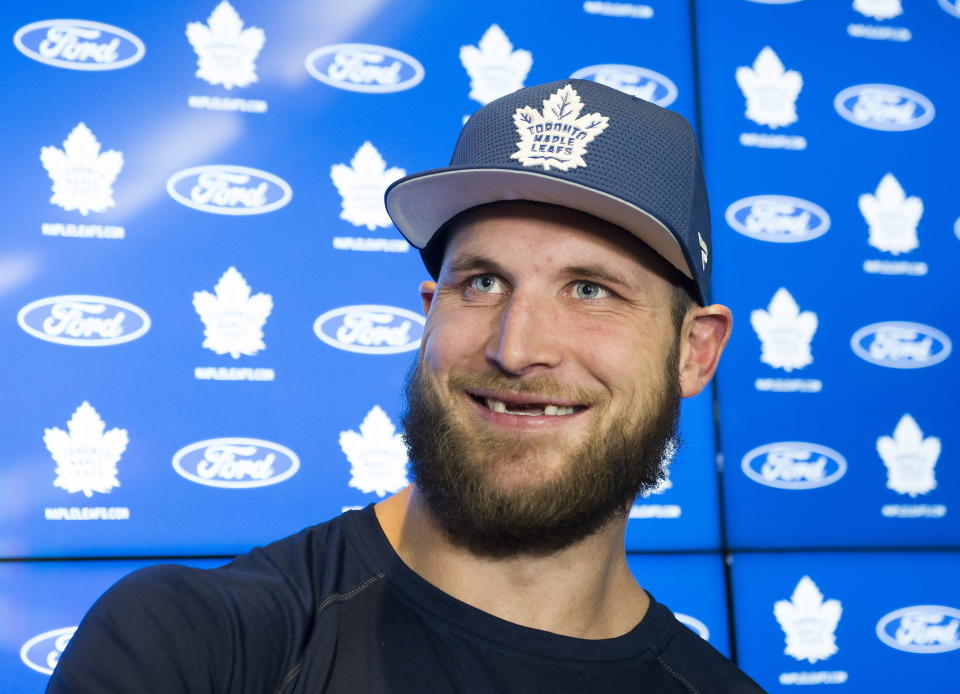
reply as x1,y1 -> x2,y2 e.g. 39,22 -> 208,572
466,389 -> 588,409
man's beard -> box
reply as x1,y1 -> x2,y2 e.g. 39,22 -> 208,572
401,344 -> 682,558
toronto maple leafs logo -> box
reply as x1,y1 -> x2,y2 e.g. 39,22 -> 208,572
44,402 -> 128,497
774,576 -> 843,664
339,405 -> 409,497
40,123 -> 123,215
735,46 -> 803,129
186,1 -> 264,89
193,267 -> 273,358
750,288 -> 817,371
854,0 -> 903,20
330,142 -> 405,230
512,85 -> 609,172
877,414 -> 940,497
858,173 -> 923,255
460,24 -> 532,106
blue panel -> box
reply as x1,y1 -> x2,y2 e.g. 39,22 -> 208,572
696,0 -> 959,547
730,551 -> 960,692
626,385 -> 721,551
0,2 -> 714,558
0,558 -> 224,692
626,552 -> 731,657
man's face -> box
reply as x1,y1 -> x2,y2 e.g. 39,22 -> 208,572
403,202 -> 684,556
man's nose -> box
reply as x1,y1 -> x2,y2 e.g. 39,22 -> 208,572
485,294 -> 563,375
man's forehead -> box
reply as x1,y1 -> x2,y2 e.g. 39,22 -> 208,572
441,202 -> 672,280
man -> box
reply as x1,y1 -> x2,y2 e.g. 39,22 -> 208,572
48,80 -> 762,693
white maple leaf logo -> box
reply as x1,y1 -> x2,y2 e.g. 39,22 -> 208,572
460,24 -> 533,106
750,288 -> 817,371
44,402 -> 128,497
330,141 -> 406,230
339,405 -> 409,497
877,414 -> 940,497
186,1 -> 265,90
193,267 -> 273,358
511,85 -> 609,171
40,123 -> 123,216
735,46 -> 802,129
774,576 -> 842,664
854,0 -> 903,21
858,173 -> 923,255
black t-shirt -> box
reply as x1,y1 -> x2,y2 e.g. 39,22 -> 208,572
48,506 -> 765,693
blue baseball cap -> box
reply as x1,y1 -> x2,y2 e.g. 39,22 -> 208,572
385,78 -> 711,304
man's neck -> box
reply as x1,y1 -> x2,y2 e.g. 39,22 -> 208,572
374,486 -> 648,640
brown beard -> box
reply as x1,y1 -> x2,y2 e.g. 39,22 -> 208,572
401,342 -> 681,558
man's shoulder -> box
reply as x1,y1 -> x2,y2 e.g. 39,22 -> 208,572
657,613 -> 767,694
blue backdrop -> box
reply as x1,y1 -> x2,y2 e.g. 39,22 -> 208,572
1,1 -> 956,691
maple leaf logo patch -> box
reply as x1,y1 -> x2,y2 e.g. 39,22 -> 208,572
330,142 -> 406,230
511,85 -> 609,172
193,267 -> 273,358
40,123 -> 123,216
339,405 -> 409,497
186,1 -> 265,90
44,402 -> 128,497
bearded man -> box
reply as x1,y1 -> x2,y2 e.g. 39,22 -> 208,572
48,80 -> 763,693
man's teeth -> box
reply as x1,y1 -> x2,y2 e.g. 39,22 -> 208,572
483,397 -> 577,416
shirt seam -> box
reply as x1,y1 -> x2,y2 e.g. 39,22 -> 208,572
273,572 -> 387,693
656,653 -> 702,694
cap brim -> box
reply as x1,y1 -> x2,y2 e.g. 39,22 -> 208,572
385,166 -> 694,282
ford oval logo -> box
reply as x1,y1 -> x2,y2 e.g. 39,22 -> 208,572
305,43 -> 424,93
674,613 -> 710,641
834,84 -> 935,131
20,627 -> 77,675
570,64 -> 677,107
314,304 -> 424,354
166,165 -> 292,215
851,321 -> 951,369
17,295 -> 150,346
725,195 -> 830,243
940,0 -> 960,19
172,438 -> 300,489
741,442 -> 847,490
14,20 -> 145,71
876,605 -> 960,654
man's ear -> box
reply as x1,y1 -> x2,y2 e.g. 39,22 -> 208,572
678,304 -> 733,398
420,281 -> 437,317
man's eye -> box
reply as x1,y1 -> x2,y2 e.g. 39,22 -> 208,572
573,281 -> 608,300
469,274 -> 505,293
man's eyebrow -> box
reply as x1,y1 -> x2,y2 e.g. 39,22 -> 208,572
444,254 -> 504,276
563,265 -> 633,289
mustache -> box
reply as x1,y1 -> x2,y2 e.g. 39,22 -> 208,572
445,371 -> 607,407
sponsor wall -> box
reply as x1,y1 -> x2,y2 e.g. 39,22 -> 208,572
0,0 -> 955,690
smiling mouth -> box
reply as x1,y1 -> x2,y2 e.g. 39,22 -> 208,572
468,393 -> 588,417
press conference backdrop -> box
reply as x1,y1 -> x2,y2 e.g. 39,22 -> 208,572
0,0 -> 956,690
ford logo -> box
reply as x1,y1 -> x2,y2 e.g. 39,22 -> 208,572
741,442 -> 847,490
17,295 -> 150,346
940,0 -> 960,19
876,605 -> 960,653
14,20 -> 145,71
851,321 -> 951,369
172,438 -> 300,489
305,43 -> 424,93
20,627 -> 76,675
674,613 -> 710,641
570,64 -> 677,107
166,165 -> 292,215
725,195 -> 830,243
834,84 -> 935,131
314,304 -> 424,354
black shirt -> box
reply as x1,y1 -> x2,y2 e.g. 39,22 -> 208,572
48,506 -> 765,693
